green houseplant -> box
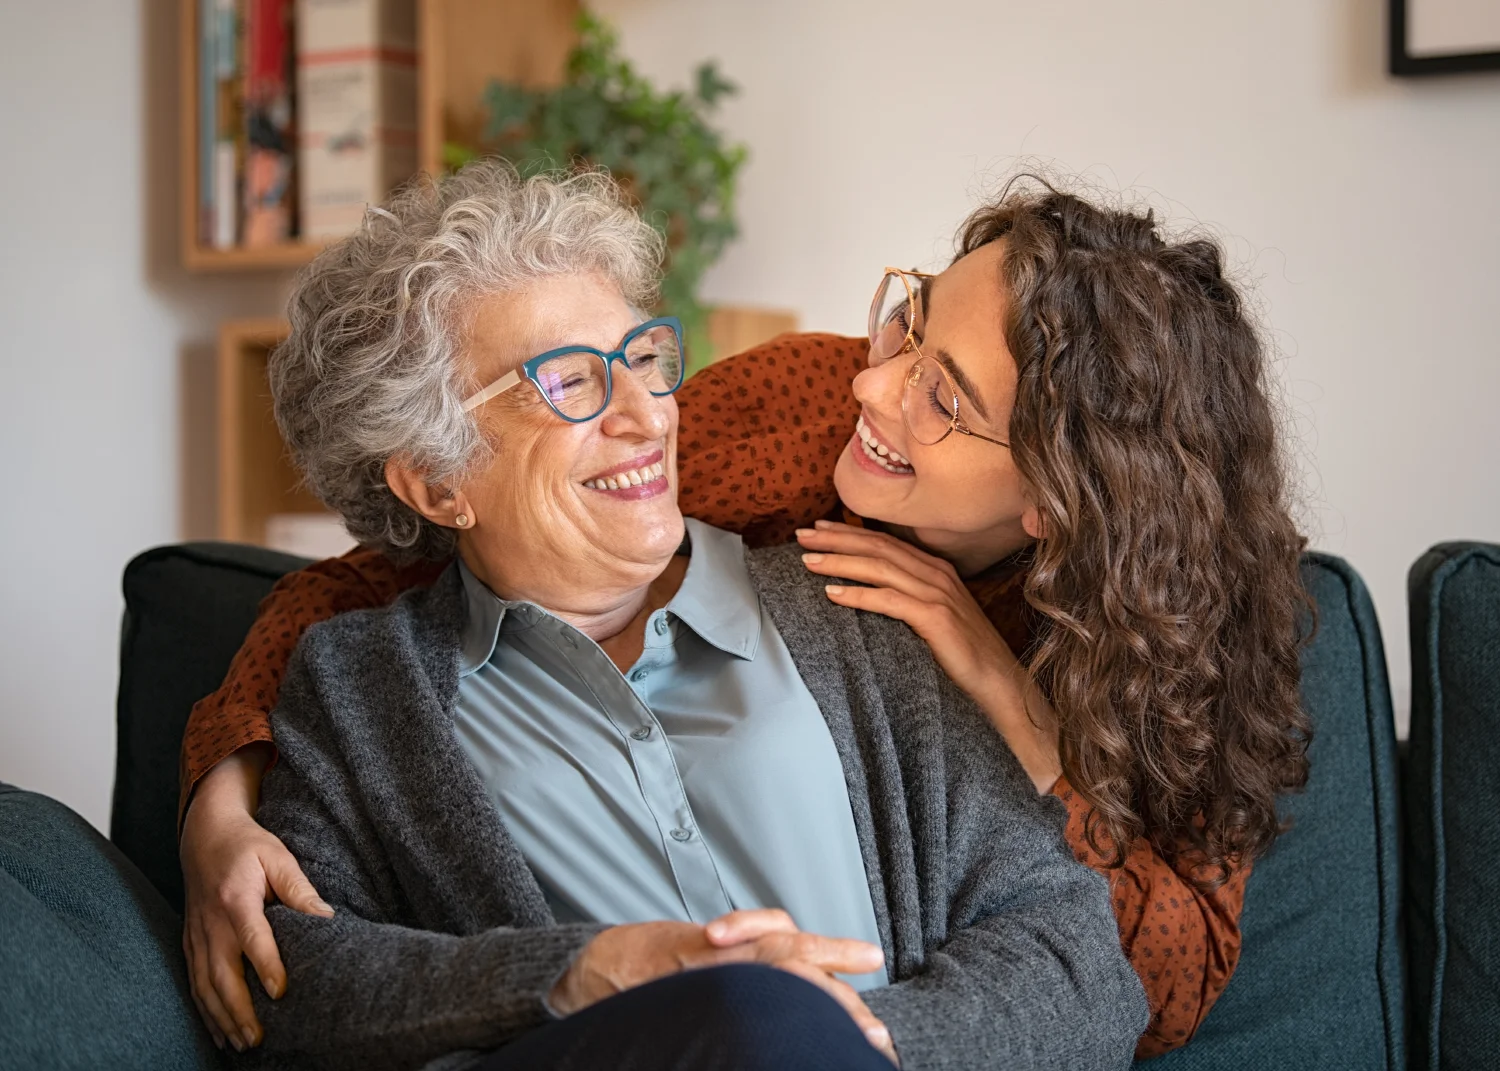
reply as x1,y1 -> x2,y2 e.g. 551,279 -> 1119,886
448,14 -> 748,370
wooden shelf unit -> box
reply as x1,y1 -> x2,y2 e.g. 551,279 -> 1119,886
217,306 -> 798,546
180,0 -> 579,272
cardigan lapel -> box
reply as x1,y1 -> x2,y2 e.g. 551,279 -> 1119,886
357,567 -> 556,935
746,544 -> 930,979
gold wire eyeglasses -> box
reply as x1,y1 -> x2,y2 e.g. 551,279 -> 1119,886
868,267 -> 1010,449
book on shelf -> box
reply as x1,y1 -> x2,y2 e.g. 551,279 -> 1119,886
242,0 -> 297,247
210,0 -> 243,249
296,0 -> 419,240
194,0 -> 419,256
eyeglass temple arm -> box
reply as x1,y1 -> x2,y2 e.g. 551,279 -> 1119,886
461,369 -> 523,412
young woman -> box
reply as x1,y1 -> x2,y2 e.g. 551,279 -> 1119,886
178,176 -> 1309,1059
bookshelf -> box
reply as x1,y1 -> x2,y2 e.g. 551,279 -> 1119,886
180,0 -> 579,272
218,306 -> 799,548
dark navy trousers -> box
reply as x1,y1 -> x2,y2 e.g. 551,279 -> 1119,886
474,964 -> 894,1071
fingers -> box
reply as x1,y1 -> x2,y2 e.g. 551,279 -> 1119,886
186,915 -> 240,1049
263,843 -> 335,918
797,521 -> 959,586
719,931 -> 885,977
800,551 -> 949,607
773,960 -> 894,1060
704,907 -> 798,947
205,908 -> 264,1051
238,910 -> 288,1002
820,582 -> 944,637
184,924 -> 228,1050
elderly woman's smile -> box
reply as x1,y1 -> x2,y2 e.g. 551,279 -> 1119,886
403,270 -> 687,625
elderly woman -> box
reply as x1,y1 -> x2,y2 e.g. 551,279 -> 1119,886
232,160 -> 1144,1071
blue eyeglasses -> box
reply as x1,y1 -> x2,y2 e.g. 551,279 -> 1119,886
461,317 -> 685,423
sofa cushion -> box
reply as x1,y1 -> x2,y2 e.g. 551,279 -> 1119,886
1144,553 -> 1404,1069
1405,542 -> 1500,1071
113,542 -> 311,912
0,783 -> 223,1069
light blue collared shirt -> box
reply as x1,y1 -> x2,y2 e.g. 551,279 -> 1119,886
453,518 -> 887,989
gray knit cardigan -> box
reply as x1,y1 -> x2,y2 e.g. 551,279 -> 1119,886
248,543 -> 1147,1070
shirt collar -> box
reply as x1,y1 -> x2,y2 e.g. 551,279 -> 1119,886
455,517 -> 761,677
666,518 -> 762,661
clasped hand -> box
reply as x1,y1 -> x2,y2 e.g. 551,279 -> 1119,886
552,908 -> 897,1064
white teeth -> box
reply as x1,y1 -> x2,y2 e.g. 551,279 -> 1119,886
584,462 -> 668,491
855,415 -> 912,471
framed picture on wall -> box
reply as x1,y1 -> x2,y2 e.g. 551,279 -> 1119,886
1390,0 -> 1500,75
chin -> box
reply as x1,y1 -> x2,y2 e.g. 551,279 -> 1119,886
834,440 -> 905,526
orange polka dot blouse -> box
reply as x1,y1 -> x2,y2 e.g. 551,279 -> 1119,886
179,332 -> 1247,1058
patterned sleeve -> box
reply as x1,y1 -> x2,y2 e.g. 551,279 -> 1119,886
1053,776 -> 1250,1058
176,548 -> 444,822
677,332 -> 866,546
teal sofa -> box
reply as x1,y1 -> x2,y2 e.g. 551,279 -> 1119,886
1,540 -> 1493,1069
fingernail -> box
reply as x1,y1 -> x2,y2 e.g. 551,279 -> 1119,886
312,898 -> 335,916
814,519 -> 833,528
802,553 -> 824,564
229,1034 -> 245,1053
867,1026 -> 891,1047
268,979 -> 284,1000
706,921 -> 725,940
795,528 -> 816,538
242,1027 -> 259,1049
825,585 -> 845,595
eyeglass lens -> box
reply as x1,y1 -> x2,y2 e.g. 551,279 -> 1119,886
901,358 -> 960,445
533,324 -> 683,420
868,272 -> 925,364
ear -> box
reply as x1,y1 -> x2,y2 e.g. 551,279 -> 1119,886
1020,503 -> 1047,541
385,457 -> 475,530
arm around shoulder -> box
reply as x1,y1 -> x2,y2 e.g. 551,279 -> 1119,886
248,627 -> 604,1071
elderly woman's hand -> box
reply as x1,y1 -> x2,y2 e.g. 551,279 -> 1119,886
797,520 -> 1062,794
551,910 -> 895,1063
180,745 -> 334,1051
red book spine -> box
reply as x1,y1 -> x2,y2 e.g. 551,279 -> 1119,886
242,0 -> 296,246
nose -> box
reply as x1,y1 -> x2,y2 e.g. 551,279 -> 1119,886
851,349 -> 910,424
598,361 -> 672,441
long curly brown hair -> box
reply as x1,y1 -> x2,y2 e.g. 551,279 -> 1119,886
961,178 -> 1311,885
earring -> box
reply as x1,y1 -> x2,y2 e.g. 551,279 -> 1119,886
454,514 -> 469,528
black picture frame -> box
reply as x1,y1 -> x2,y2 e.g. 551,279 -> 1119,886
1390,0 -> 1500,75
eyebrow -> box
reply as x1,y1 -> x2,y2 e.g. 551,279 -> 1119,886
933,347 -> 992,423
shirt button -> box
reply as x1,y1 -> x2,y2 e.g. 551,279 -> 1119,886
630,726 -> 653,741
669,828 -> 693,842
630,667 -> 649,682
654,617 -> 669,635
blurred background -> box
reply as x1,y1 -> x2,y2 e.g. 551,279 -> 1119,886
1,0 -> 1496,831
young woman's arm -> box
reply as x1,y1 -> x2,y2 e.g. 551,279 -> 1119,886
178,547 -> 443,1048
1054,777 -> 1249,1057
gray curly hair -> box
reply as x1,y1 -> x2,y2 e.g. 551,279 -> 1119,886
271,160 -> 666,561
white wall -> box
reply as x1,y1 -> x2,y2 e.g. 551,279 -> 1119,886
0,2 -> 288,830
596,0 -> 1500,731
0,1 -> 1495,830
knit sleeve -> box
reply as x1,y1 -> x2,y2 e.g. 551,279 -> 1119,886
677,332 -> 865,547
176,547 -> 443,823
1052,775 -> 1250,1058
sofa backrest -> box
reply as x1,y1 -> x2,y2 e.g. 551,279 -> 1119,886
1144,553 -> 1405,1069
114,542 -> 312,913
113,543 -> 1405,1068
1404,542 -> 1500,1071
